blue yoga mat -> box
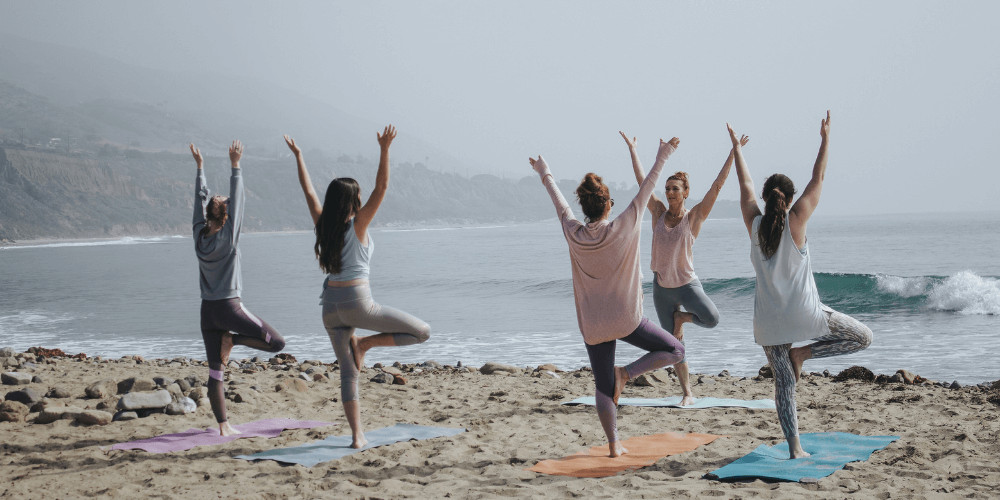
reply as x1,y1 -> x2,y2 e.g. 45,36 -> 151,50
563,396 -> 776,409
709,432 -> 899,482
235,423 -> 466,467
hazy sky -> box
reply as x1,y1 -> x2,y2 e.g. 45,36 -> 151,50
2,1 -> 998,215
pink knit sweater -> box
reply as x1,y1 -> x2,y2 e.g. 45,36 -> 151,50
535,141 -> 677,344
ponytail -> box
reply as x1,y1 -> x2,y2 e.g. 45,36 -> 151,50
757,174 -> 796,259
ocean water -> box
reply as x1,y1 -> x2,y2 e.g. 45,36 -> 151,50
1,212 -> 998,384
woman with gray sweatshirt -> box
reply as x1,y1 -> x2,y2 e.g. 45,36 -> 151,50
191,141 -> 286,437
529,137 -> 684,458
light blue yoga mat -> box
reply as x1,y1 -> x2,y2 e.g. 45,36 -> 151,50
563,396 -> 776,410
235,423 -> 466,467
708,432 -> 899,482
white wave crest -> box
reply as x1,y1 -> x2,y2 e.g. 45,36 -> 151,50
926,271 -> 1000,315
0,311 -> 75,336
2,236 -> 175,250
875,274 -> 931,298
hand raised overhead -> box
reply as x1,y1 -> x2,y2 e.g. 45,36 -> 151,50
726,123 -> 742,148
820,110 -> 831,140
377,125 -> 396,150
283,134 -> 301,156
189,143 -> 203,167
619,131 -> 637,149
229,140 -> 244,166
528,155 -> 548,174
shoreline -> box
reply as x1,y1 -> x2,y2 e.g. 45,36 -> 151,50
2,347 -> 998,498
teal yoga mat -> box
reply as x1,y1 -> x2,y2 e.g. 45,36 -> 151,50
708,432 -> 899,482
235,423 -> 465,467
563,396 -> 776,409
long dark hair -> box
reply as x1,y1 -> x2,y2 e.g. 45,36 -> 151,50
315,178 -> 362,274
575,173 -> 610,222
757,174 -> 796,259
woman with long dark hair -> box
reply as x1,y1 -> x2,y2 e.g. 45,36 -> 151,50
191,141 -> 287,436
729,112 -> 872,458
619,131 -> 748,406
284,126 -> 430,449
529,137 -> 685,458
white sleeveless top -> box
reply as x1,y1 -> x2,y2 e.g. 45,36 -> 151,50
650,210 -> 697,288
750,214 -> 829,346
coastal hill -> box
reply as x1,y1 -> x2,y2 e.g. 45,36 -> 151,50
0,34 -> 738,241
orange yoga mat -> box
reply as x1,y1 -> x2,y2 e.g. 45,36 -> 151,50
528,432 -> 724,478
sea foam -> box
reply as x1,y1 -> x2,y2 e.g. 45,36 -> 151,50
925,271 -> 1000,316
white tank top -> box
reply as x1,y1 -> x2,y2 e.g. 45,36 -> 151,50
650,210 -> 697,288
750,214 -> 829,346
327,219 -> 372,282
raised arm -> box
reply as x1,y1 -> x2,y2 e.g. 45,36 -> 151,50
627,138 -> 678,220
689,135 -> 749,236
226,140 -> 245,245
728,123 -> 761,236
790,110 -> 830,230
529,155 -> 575,222
191,144 -> 209,231
353,125 -> 395,239
619,131 -> 665,219
284,135 -> 322,225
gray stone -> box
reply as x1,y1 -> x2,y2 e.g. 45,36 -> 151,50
1,357 -> 18,369
117,389 -> 172,410
197,398 -> 210,409
85,379 -> 117,399
1,372 -> 33,385
176,378 -> 191,392
949,381 -> 962,389
381,366 -> 403,376
305,366 -> 327,375
165,383 -> 184,400
113,411 -> 139,421
5,387 -> 42,405
297,373 -> 312,381
31,375 -> 43,384
117,377 -> 157,394
165,397 -> 197,415
0,400 -> 29,422
718,370 -> 730,377
152,376 -> 174,388
421,360 -> 442,369
75,410 -> 113,426
34,406 -> 84,424
758,365 -> 774,378
312,373 -> 329,383
697,376 -> 716,386
184,375 -> 204,388
187,387 -> 207,400
536,363 -> 560,373
480,362 -> 520,375
633,374 -> 656,387
370,373 -> 395,384
0,347 -> 14,358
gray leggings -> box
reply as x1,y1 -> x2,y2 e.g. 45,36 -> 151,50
322,284 -> 430,402
762,304 -> 873,440
652,278 -> 720,363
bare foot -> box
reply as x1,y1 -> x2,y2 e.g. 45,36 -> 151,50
788,435 -> 810,458
609,441 -> 629,458
613,366 -> 629,405
673,311 -> 693,341
789,346 -> 812,383
219,421 -> 241,436
220,332 -> 235,366
679,395 -> 695,406
351,433 -> 368,449
350,335 -> 365,371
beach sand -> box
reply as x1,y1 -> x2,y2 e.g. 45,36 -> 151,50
1,350 -> 998,499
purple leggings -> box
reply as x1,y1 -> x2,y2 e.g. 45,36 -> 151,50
584,317 -> 685,443
201,298 -> 286,423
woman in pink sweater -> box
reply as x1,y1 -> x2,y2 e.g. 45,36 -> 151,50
529,137 -> 684,458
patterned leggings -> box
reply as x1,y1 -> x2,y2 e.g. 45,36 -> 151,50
762,305 -> 872,440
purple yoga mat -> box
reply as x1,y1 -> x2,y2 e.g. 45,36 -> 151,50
110,418 -> 335,453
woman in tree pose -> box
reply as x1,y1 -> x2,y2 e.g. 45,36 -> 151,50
192,140 -> 287,436
729,111 -> 872,458
284,126 -> 430,449
529,137 -> 684,457
620,131 -> 749,406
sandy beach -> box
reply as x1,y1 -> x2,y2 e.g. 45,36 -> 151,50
1,348 -> 998,499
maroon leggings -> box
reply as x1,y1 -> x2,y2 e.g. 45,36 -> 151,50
200,298 -> 285,423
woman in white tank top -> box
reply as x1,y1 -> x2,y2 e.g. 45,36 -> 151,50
729,112 -> 872,459
620,132 -> 748,406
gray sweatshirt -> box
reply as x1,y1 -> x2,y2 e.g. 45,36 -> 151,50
193,167 -> 244,300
